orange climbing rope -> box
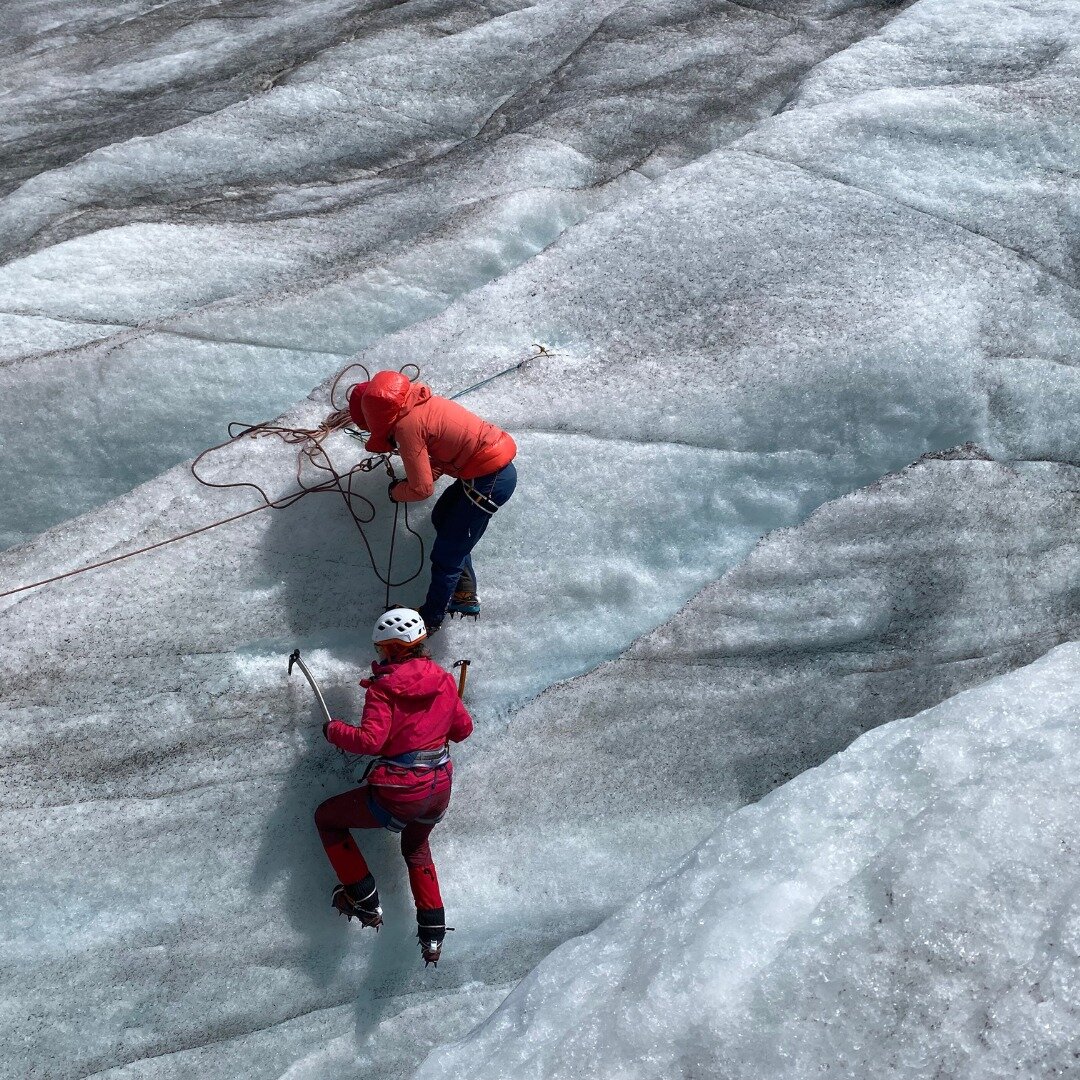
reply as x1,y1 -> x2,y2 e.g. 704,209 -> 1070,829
0,362 -> 424,603
0,504 -> 270,600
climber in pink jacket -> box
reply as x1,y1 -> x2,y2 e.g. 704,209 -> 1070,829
316,607 -> 473,965
349,371 -> 518,630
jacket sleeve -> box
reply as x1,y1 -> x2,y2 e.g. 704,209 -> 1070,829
325,682 -> 393,755
392,416 -> 439,502
448,692 -> 474,743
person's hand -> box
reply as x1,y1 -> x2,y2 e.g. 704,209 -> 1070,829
387,480 -> 400,501
322,720 -> 333,739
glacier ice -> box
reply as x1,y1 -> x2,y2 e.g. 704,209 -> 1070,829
2,0 -> 1080,1077
740,0 -> 1080,285
416,640 -> 1080,1080
2,0 -> 947,547
4,446 -> 1078,1079
457,452 -> 1080,843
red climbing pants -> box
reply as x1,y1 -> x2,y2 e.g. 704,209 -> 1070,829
315,772 -> 452,911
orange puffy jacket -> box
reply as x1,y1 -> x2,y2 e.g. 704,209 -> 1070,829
349,371 -> 516,502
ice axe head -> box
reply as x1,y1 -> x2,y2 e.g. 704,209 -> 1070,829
288,649 -> 300,675
452,659 -> 472,699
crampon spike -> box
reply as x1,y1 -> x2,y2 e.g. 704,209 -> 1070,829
332,884 -> 382,929
419,926 -> 454,967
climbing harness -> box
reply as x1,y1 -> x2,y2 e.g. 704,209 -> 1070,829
0,344 -> 550,603
365,792 -> 409,833
362,743 -> 452,784
462,477 -> 502,515
362,744 -> 452,832
380,746 -> 451,769
365,788 -> 447,832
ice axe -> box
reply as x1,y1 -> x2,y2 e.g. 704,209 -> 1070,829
288,648 -> 333,727
453,659 -> 471,700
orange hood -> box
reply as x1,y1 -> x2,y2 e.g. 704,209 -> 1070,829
352,371 -> 431,452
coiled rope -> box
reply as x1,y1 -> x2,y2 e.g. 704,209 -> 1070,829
0,346 -> 549,603
188,361 -> 427,610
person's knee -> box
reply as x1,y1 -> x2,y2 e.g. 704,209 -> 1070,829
314,800 -> 334,830
401,839 -> 433,868
403,850 -> 434,870
429,534 -> 468,578
429,555 -> 464,579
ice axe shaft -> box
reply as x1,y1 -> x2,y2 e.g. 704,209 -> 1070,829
288,649 -> 334,727
453,659 -> 471,699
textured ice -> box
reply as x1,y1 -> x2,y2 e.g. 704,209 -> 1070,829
1,0 -> 386,195
739,0 -> 1080,286
2,0 -> 934,547
417,640 -> 1080,1080
455,452 -> 1080,845
4,448 -> 1078,1079
3,0 -> 1080,1078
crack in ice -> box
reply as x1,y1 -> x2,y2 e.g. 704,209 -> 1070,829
736,147 -> 1080,300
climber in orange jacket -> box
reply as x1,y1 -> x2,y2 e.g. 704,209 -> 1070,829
349,371 -> 517,630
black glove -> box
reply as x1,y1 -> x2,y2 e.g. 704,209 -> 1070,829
387,479 -> 400,501
322,720 -> 332,740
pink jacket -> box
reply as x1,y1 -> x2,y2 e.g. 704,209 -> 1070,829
325,657 -> 473,789
349,372 -> 516,502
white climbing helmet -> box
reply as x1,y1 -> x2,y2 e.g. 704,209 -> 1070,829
373,607 -> 427,650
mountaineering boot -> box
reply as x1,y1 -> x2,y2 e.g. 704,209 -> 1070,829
417,907 -> 448,966
447,563 -> 479,619
332,875 -> 382,929
447,589 -> 480,619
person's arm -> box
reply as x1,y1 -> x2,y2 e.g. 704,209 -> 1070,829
390,417 -> 440,501
447,692 -> 473,743
325,682 -> 392,755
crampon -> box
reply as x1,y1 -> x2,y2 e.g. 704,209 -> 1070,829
332,883 -> 383,929
447,591 -> 480,620
418,909 -> 452,966
418,930 -> 455,967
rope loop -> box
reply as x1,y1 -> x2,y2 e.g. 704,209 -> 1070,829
189,410 -> 425,595
329,363 -> 371,411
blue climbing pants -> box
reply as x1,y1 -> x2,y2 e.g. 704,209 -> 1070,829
419,461 -> 517,627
